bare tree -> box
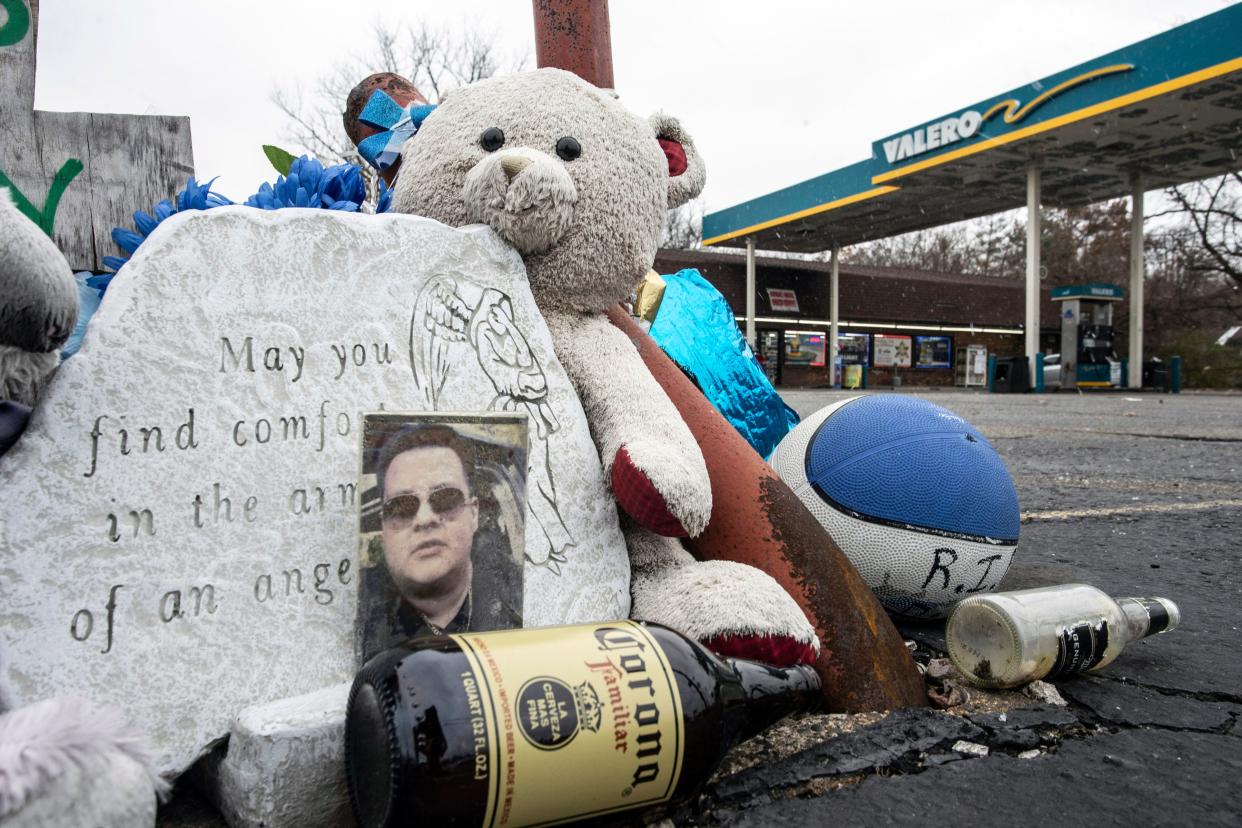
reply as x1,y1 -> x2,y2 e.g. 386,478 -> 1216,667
843,222 -> 994,275
662,197 -> 704,249
1155,171 -> 1242,287
1147,222 -> 1242,327
844,201 -> 1143,284
271,19 -> 527,203
971,210 -> 1025,279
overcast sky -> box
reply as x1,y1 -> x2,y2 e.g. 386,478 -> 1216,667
32,0 -> 1234,213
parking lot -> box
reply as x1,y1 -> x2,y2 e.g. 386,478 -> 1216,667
160,388 -> 1242,827
695,387 -> 1242,826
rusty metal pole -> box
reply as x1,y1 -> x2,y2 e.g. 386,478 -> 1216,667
532,0 -> 615,89
531,0 -> 925,711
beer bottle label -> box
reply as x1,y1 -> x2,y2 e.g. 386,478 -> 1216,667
1047,620 -> 1110,678
451,621 -> 686,827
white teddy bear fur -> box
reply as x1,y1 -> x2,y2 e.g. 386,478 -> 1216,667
393,68 -> 817,650
394,69 -> 667,316
0,188 -> 79,405
0,697 -> 167,827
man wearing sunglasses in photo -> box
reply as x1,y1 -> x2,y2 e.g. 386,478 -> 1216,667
375,424 -> 522,641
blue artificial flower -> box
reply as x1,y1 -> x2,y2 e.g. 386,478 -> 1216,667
376,179 -> 394,214
243,156 -> 367,212
177,177 -> 233,212
103,177 -> 233,276
62,272 -> 104,361
98,160 -> 372,300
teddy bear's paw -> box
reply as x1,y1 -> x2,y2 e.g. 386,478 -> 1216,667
611,447 -> 687,536
699,632 -> 818,668
630,560 -> 820,668
610,444 -> 711,538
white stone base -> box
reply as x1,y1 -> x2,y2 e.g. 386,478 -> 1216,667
196,683 -> 352,828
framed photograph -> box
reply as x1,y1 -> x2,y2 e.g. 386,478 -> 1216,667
914,335 -> 953,369
356,412 -> 529,663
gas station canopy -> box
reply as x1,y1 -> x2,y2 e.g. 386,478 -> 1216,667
702,4 -> 1242,252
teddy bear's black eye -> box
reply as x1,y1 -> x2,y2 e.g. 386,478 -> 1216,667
480,127 -> 505,152
555,136 -> 581,161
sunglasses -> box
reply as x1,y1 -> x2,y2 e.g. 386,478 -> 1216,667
382,487 -> 473,525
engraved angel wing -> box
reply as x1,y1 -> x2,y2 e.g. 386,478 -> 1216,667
468,289 -> 560,440
410,276 -> 473,408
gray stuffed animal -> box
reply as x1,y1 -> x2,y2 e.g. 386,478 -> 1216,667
0,194 -> 165,826
0,188 -> 78,408
391,68 -> 817,655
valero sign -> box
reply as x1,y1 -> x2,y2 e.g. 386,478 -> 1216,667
878,64 -> 1134,167
883,111 -> 982,164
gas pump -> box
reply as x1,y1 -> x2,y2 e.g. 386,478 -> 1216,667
1050,283 -> 1125,389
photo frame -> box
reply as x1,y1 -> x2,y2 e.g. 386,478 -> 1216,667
356,411 -> 529,663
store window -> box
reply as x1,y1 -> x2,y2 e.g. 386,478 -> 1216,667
914,335 -> 953,368
838,332 -> 870,365
873,334 -> 912,368
785,332 -> 826,367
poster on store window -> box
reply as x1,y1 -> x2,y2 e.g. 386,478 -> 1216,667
838,332 -> 870,365
785,333 -> 826,366
914,335 -> 952,368
873,334 -> 912,368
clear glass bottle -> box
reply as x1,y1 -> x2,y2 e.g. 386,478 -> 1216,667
345,620 -> 821,828
946,583 -> 1180,688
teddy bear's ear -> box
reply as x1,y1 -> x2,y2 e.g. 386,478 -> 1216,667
650,113 -> 706,209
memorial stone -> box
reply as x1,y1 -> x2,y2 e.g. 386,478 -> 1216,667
0,207 -> 630,774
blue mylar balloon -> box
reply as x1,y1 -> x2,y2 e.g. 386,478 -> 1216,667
649,268 -> 799,459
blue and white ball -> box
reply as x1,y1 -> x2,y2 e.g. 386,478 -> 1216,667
770,395 -> 1020,619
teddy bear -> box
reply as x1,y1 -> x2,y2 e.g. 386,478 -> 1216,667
370,68 -> 818,663
0,193 -> 168,826
0,189 -> 79,455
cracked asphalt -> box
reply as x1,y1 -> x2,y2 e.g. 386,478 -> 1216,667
160,388 -> 1241,827
686,388 -> 1242,828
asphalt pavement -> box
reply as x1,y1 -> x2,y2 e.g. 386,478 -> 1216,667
159,387 -> 1242,827
693,387 -> 1242,828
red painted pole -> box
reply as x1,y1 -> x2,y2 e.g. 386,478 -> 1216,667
532,0 -> 615,89
529,0 -> 925,711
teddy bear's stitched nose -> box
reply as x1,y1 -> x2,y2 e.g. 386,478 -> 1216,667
501,155 -> 533,180
461,146 -> 576,256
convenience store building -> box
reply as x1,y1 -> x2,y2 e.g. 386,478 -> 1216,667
696,5 -> 1242,389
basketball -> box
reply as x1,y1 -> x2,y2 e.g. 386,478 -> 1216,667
769,395 -> 1020,619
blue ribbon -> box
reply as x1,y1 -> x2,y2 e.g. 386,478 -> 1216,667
356,90 -> 437,173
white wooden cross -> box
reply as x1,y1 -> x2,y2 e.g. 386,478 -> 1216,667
0,0 -> 194,270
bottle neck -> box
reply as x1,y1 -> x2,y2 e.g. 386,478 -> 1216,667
1116,597 -> 1180,643
723,659 -> 822,744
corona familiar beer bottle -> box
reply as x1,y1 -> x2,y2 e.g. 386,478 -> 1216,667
345,620 -> 821,827
946,583 -> 1181,689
